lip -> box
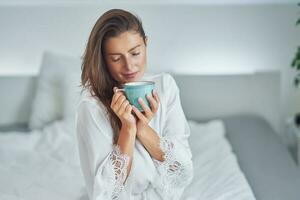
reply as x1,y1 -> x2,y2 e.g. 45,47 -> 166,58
123,71 -> 139,79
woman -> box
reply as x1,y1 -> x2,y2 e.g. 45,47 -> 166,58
76,8 -> 193,200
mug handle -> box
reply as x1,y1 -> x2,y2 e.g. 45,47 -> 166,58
114,88 -> 125,93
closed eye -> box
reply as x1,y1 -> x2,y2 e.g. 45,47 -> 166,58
132,52 -> 140,56
111,57 -> 121,62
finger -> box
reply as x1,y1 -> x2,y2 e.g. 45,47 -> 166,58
138,97 -> 152,118
113,86 -> 118,93
114,95 -> 127,110
146,94 -> 158,112
152,90 -> 160,104
117,100 -> 129,115
111,94 -> 126,112
111,86 -> 125,101
111,87 -> 120,104
111,94 -> 123,110
111,90 -> 123,107
125,104 -> 132,113
132,105 -> 148,122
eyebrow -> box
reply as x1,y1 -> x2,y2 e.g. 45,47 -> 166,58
107,44 -> 141,55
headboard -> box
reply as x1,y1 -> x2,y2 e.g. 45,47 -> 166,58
172,70 -> 281,133
0,71 -> 281,133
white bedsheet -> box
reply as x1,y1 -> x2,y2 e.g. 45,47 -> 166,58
0,119 -> 255,200
0,119 -> 87,200
182,120 -> 256,200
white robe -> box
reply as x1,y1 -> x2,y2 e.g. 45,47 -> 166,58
75,72 -> 194,200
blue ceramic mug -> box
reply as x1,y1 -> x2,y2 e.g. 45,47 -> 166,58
116,81 -> 155,112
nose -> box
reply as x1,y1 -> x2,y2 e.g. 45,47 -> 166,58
124,56 -> 134,71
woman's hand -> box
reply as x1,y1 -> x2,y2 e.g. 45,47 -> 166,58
111,87 -> 136,129
132,90 -> 160,135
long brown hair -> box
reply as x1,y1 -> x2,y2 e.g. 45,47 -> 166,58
80,9 -> 147,143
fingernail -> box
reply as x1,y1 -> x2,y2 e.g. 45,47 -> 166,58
138,97 -> 142,102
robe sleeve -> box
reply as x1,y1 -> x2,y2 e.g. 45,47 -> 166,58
153,73 -> 194,199
75,100 -> 131,200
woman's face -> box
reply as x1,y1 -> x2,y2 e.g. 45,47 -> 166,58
104,30 -> 147,84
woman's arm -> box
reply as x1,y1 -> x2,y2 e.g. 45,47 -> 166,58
111,87 -> 138,180
132,73 -> 193,199
134,106 -> 193,199
76,99 -> 136,200
136,124 -> 164,161
117,123 -> 136,179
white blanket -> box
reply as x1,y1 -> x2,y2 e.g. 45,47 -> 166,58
0,120 -> 87,200
0,119 -> 255,200
182,120 -> 256,200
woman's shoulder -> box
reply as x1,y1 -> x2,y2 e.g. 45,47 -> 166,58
75,90 -> 113,142
76,89 -> 107,117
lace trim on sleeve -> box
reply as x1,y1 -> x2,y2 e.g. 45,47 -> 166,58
154,136 -> 191,193
106,145 -> 130,200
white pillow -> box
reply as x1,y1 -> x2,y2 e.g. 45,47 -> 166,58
29,51 -> 81,130
187,119 -> 226,153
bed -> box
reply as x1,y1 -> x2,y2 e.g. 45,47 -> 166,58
0,51 -> 300,200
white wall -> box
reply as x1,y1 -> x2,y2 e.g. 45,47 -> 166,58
0,4 -> 299,74
0,3 -> 299,133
